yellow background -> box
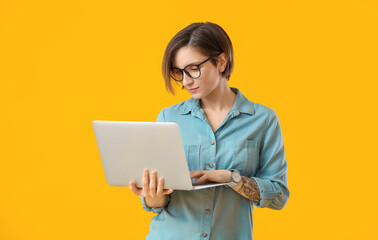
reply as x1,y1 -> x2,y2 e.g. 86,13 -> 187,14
1,0 -> 377,239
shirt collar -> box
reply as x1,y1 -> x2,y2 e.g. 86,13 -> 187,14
179,87 -> 255,116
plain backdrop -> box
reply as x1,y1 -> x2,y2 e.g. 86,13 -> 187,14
1,0 -> 377,239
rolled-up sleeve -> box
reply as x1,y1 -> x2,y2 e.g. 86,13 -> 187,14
251,110 -> 290,210
140,195 -> 171,214
139,108 -> 172,214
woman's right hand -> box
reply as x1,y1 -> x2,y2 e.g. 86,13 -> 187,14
129,168 -> 174,208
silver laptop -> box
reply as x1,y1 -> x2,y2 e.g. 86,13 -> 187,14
92,120 -> 226,190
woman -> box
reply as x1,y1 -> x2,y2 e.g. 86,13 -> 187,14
129,22 -> 289,239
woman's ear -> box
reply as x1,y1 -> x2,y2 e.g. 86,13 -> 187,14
217,52 -> 228,72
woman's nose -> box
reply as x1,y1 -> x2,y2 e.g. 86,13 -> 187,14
182,72 -> 194,87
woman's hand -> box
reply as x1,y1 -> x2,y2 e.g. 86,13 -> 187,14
190,170 -> 232,184
129,168 -> 174,208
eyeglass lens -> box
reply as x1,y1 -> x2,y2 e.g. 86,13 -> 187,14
171,65 -> 200,81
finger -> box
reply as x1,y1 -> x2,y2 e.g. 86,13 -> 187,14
190,170 -> 204,179
142,168 -> 149,196
163,188 -> 174,195
149,170 -> 157,197
156,177 -> 164,195
197,174 -> 209,183
190,171 -> 198,178
129,181 -> 142,196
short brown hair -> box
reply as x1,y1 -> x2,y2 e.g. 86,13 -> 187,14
162,22 -> 234,95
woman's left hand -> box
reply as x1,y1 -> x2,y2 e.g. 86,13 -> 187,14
190,170 -> 231,184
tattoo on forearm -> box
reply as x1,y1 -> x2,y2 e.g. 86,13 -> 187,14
236,177 -> 261,202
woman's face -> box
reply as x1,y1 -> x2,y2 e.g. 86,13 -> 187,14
172,46 -> 226,99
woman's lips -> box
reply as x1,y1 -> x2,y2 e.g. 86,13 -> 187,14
188,87 -> 199,93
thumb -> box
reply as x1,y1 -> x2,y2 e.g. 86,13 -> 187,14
164,189 -> 174,195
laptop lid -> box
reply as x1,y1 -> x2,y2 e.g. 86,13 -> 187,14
92,120 -> 225,190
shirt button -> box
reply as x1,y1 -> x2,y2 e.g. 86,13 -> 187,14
210,141 -> 215,145
205,209 -> 211,214
202,233 -> 208,237
209,163 -> 214,168
278,193 -> 283,197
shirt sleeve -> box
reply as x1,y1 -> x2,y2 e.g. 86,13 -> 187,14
139,108 -> 172,214
251,110 -> 290,210
139,195 -> 171,214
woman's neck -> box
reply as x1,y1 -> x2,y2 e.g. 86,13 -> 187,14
200,82 -> 236,112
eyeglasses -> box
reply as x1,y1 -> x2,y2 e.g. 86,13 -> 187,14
170,53 -> 221,82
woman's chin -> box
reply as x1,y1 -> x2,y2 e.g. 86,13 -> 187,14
191,95 -> 201,100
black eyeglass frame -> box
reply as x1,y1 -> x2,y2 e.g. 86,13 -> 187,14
170,52 -> 222,82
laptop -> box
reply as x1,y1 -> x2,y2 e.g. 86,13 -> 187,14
92,120 -> 226,190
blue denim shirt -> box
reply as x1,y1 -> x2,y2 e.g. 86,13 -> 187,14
140,87 -> 289,240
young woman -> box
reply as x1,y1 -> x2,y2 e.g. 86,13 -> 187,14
129,22 -> 289,240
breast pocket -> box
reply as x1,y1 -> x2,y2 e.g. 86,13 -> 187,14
183,145 -> 201,171
218,139 -> 258,176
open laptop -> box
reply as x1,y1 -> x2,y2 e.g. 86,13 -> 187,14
92,120 -> 226,190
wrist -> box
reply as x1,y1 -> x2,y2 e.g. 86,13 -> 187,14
226,169 -> 241,187
225,170 -> 232,182
145,195 -> 168,208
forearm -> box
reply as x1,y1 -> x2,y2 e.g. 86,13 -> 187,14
190,170 -> 261,203
231,176 -> 261,202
